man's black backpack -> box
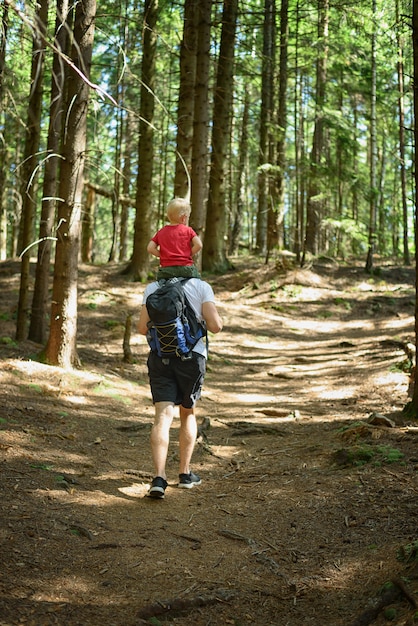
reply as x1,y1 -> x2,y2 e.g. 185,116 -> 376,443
146,277 -> 207,359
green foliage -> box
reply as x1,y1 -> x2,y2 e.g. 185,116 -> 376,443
21,383 -> 43,395
334,444 -> 404,467
397,540 -> 418,563
0,336 -> 17,346
104,320 -> 121,329
333,298 -> 352,311
30,463 -> 53,471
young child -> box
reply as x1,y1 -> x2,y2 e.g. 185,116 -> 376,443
147,197 -> 203,279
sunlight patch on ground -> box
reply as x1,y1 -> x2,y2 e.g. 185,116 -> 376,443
118,483 -> 149,498
232,393 -> 280,404
312,387 -> 358,401
65,395 -> 88,404
373,370 -> 408,388
281,318 -> 377,333
378,316 -> 414,331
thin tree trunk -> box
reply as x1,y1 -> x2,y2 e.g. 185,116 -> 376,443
29,0 -> 71,344
125,0 -> 158,280
174,0 -> 198,199
409,0 -> 418,415
366,0 -> 378,273
0,2 -> 9,260
16,0 -> 49,341
267,0 -> 288,260
203,0 -> 237,272
45,0 -> 97,367
396,0 -> 410,266
304,0 -> 329,258
377,140 -> 386,255
190,0 -> 212,247
293,0 -> 303,262
81,186 -> 95,262
119,110 -> 136,261
119,1 -> 137,262
256,0 -> 275,256
229,87 -> 249,255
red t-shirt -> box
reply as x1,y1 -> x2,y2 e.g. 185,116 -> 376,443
151,224 -> 197,267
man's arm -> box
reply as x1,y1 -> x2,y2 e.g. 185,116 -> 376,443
138,305 -> 150,335
202,301 -> 223,334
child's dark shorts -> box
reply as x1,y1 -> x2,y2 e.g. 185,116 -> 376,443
147,351 -> 206,408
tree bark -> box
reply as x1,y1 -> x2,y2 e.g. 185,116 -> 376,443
190,0 -> 212,249
15,0 -> 49,341
202,0 -> 238,273
120,110 -> 136,261
365,0 -> 377,273
410,0 -> 418,415
45,0 -> 97,367
125,0 -> 158,281
0,2 -> 9,260
81,186 -> 95,263
396,0 -> 410,266
304,0 -> 329,258
229,87 -> 249,255
29,0 -> 71,344
266,0 -> 288,261
174,0 -> 198,199
256,0 -> 275,256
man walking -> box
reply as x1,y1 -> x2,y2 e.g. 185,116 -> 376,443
137,277 -> 223,498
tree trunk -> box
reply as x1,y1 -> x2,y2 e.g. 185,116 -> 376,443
293,0 -> 304,262
0,2 -> 9,260
265,0 -> 278,264
28,0 -> 71,344
190,0 -> 212,248
44,0 -> 97,367
365,0 -> 377,273
256,0 -> 275,256
15,0 -> 49,341
119,110 -> 136,261
81,186 -> 95,262
396,0 -> 410,266
229,87 -> 249,256
202,0 -> 237,273
410,0 -> 418,415
267,0 -> 288,260
125,0 -> 158,281
174,0 -> 198,200
304,0 -> 329,258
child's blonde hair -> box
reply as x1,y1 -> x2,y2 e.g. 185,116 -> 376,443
166,197 -> 191,223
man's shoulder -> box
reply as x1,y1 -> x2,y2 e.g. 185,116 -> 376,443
184,278 -> 214,299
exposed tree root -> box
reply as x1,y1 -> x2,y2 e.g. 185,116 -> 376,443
136,588 -> 237,620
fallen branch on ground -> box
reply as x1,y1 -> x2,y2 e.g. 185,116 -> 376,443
228,421 -> 286,436
136,588 -> 236,620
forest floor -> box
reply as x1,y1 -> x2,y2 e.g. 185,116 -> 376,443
0,255 -> 418,626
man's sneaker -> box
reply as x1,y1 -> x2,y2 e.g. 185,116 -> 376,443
178,472 -> 202,489
147,476 -> 168,498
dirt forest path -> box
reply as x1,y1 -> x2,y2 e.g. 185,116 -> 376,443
1,257 -> 418,626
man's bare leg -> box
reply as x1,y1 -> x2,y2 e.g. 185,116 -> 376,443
150,401 -> 175,479
178,405 -> 198,476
